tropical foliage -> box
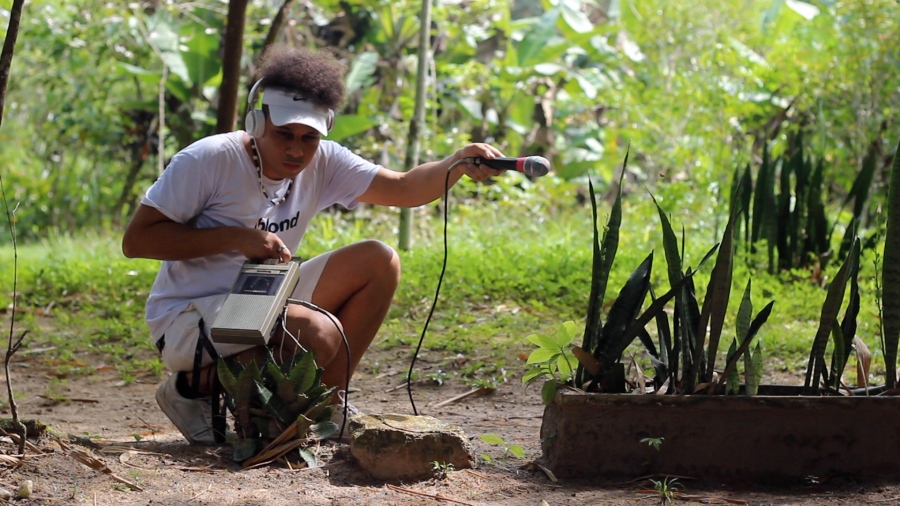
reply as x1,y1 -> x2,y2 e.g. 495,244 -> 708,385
0,0 -> 897,245
217,349 -> 338,465
525,145 -> 876,399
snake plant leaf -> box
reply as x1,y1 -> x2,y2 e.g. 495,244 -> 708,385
217,358 -> 240,397
736,280 -> 753,344
683,271 -> 702,388
595,252 -> 653,367
751,143 -> 778,272
650,287 -> 674,384
303,389 -> 337,422
787,136 -> 807,269
737,280 -> 753,384
289,350 -> 318,394
651,194 -> 701,392
637,327 -> 659,359
829,321 -> 845,390
804,237 -> 858,392
838,138 -> 879,262
266,362 -> 298,403
747,341 -> 763,396
578,150 -> 627,388
726,339 -> 740,395
854,336 -> 872,389
255,380 -> 293,425
286,393 -> 312,414
639,328 -> 668,389
776,145 -> 795,270
831,239 -> 861,385
736,164 -> 753,249
304,383 -> 330,401
712,300 -> 775,394
700,195 -> 738,382
299,448 -> 318,468
293,414 -> 315,439
232,361 -> 263,435
805,158 -> 829,260
311,420 -> 339,441
882,137 -> 900,387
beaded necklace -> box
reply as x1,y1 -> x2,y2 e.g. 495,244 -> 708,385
250,137 -> 293,206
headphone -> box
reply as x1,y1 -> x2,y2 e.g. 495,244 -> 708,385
244,78 -> 335,137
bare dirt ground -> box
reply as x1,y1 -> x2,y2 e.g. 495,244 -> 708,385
0,342 -> 899,505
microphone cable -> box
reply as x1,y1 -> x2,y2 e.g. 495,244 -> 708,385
406,158 -> 467,415
286,298 -> 353,442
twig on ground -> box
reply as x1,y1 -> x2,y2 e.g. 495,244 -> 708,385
431,387 -> 494,409
60,442 -> 144,491
868,496 -> 900,503
386,381 -> 409,392
519,461 -> 558,483
37,395 -> 99,403
386,484 -> 475,506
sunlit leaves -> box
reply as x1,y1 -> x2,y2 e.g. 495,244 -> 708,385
522,321 -> 579,395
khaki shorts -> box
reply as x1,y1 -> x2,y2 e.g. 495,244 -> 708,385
159,253 -> 330,372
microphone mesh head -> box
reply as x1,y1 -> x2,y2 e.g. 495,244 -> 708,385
523,156 -> 551,177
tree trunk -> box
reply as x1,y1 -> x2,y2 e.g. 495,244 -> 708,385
398,0 -> 432,252
216,0 -> 249,134
262,0 -> 295,52
0,0 -> 26,131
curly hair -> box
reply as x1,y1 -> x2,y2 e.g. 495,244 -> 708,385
255,45 -> 346,110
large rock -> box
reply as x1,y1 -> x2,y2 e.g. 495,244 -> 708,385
349,414 -> 474,481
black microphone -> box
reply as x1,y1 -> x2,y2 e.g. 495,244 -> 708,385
472,156 -> 551,177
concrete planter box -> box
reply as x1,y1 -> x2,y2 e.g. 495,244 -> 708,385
540,387 -> 900,482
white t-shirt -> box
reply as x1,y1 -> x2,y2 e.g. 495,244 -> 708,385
141,131 -> 380,340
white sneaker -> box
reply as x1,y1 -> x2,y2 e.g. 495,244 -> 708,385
155,374 -> 216,445
330,391 -> 360,443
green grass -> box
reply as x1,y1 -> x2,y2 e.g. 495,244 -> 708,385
0,176 -> 888,389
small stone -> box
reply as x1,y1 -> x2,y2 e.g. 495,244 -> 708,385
16,480 -> 33,499
0,488 -> 12,500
